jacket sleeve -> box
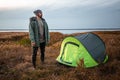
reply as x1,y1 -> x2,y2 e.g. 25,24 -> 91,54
29,21 -> 35,42
46,22 -> 50,41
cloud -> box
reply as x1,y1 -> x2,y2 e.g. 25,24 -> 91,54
0,0 -> 119,11
0,0 -> 120,29
45,0 -> 120,10
0,0 -> 55,10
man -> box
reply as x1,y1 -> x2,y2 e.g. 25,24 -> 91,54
29,9 -> 50,68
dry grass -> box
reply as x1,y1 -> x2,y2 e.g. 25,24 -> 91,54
0,31 -> 120,80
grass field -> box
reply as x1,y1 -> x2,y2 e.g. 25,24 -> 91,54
0,31 -> 120,80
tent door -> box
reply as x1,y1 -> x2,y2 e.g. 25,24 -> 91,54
60,42 -> 79,64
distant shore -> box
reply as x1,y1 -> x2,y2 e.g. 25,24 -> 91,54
0,28 -> 120,34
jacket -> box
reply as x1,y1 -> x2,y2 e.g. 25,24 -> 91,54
29,17 -> 50,47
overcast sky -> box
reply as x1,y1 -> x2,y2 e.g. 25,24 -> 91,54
0,0 -> 120,29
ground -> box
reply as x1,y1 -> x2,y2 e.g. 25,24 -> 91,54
0,31 -> 120,80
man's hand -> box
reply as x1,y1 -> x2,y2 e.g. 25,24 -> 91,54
31,42 -> 36,46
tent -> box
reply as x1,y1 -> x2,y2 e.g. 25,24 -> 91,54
56,33 -> 108,68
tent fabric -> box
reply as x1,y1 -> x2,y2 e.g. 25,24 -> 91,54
75,33 -> 106,63
56,33 -> 108,68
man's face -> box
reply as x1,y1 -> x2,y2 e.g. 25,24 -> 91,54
37,13 -> 42,18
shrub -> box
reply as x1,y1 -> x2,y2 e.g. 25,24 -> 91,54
17,38 -> 31,47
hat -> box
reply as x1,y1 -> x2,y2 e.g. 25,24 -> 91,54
33,9 -> 42,15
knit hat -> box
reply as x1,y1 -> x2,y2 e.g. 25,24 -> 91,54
33,9 -> 42,15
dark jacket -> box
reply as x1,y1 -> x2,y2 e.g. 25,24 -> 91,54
29,17 -> 50,47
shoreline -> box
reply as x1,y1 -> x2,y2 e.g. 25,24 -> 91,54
0,28 -> 120,34
0,30 -> 120,34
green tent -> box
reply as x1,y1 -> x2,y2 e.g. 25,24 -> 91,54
56,33 -> 108,68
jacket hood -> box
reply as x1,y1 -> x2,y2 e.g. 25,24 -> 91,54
30,17 -> 45,22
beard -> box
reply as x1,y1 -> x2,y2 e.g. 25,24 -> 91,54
37,14 -> 42,18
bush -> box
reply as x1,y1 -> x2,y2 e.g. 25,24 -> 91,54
17,38 -> 31,47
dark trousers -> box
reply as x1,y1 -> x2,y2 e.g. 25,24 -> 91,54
32,42 -> 46,68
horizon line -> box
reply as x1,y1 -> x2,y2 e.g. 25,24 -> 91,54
0,28 -> 120,30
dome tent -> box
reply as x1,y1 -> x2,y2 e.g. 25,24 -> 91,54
56,33 -> 108,68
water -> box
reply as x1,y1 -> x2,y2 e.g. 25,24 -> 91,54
50,29 -> 120,34
0,28 -> 120,34
0,29 -> 28,32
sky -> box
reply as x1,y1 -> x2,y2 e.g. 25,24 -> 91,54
0,0 -> 120,29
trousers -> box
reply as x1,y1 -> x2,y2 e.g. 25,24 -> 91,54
32,42 -> 46,68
